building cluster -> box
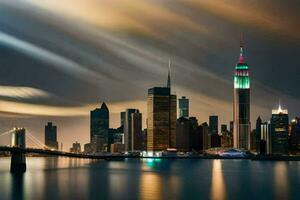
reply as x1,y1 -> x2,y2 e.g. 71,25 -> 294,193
40,42 -> 300,156
255,106 -> 300,155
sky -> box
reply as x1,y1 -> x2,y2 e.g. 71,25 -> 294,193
0,0 -> 299,150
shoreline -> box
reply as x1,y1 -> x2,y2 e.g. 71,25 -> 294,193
1,154 -> 300,161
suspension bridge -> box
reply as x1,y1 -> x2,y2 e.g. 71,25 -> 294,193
0,128 -> 125,173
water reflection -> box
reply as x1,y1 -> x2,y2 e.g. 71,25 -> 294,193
211,160 -> 226,200
274,162 -> 288,200
139,172 -> 162,200
11,174 -> 24,200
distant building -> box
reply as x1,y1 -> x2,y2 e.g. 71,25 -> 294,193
270,105 -> 289,155
45,122 -> 58,150
250,129 -> 256,151
120,112 -> 126,129
209,115 -> 218,135
11,128 -> 26,148
176,117 -> 190,152
200,122 -> 210,150
70,142 -> 81,153
188,117 -> 202,152
84,143 -> 92,154
124,108 -> 139,151
110,143 -> 125,154
255,117 -> 262,153
221,124 -> 227,133
90,102 -> 109,152
233,42 -> 251,150
260,122 -> 271,155
229,121 -> 234,134
179,96 -> 189,118
290,117 -> 300,151
131,110 -> 143,151
147,68 -> 177,151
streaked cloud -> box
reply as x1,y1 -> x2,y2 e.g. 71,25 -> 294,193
0,31 -> 107,85
0,86 -> 50,99
0,0 -> 299,149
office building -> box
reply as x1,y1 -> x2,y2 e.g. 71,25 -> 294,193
260,122 -> 271,155
131,110 -> 143,151
110,143 -> 125,153
147,68 -> 177,151
221,124 -> 228,133
90,102 -> 109,152
124,108 -> 139,151
290,117 -> 300,151
233,41 -> 251,150
120,112 -> 126,129
179,96 -> 189,118
70,142 -> 81,153
209,115 -> 218,135
45,122 -> 58,150
270,105 -> 289,155
255,117 -> 262,153
201,122 -> 210,150
176,117 -> 190,152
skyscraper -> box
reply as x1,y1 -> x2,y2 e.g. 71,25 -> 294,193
255,117 -> 262,153
147,67 -> 177,151
124,108 -> 139,151
260,122 -> 271,155
233,41 -> 251,150
120,112 -> 126,128
179,96 -> 189,118
90,102 -> 109,152
131,110 -> 142,151
290,117 -> 300,151
176,117 -> 190,152
209,115 -> 218,135
270,105 -> 289,155
45,122 -> 58,150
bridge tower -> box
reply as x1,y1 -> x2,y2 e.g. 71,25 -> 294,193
10,128 -> 26,173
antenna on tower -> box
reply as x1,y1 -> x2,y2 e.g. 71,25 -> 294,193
167,58 -> 171,89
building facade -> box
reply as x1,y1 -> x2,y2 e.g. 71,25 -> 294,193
233,42 -> 251,150
179,96 -> 189,118
147,87 -> 177,151
270,105 -> 289,155
90,102 -> 109,152
290,117 -> 300,151
131,110 -> 143,151
124,108 -> 139,151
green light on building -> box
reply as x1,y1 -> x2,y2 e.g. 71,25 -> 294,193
234,75 -> 250,89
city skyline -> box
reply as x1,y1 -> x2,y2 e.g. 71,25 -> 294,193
0,0 -> 299,150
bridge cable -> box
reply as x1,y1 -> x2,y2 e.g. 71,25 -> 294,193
26,132 -> 49,149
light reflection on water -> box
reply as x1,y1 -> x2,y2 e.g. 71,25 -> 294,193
274,162 -> 288,200
211,160 -> 226,200
0,157 -> 300,200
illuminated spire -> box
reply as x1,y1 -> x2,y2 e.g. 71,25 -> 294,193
239,36 -> 245,63
278,99 -> 283,113
167,59 -> 171,89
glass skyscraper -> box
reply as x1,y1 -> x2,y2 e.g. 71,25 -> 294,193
124,108 -> 139,151
179,96 -> 189,118
147,67 -> 177,151
45,122 -> 58,150
90,102 -> 109,152
270,105 -> 289,154
233,42 -> 251,149
147,87 -> 177,151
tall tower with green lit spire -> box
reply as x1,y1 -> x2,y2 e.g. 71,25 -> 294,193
233,40 -> 251,149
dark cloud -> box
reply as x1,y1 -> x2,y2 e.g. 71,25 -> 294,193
0,0 -> 299,149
